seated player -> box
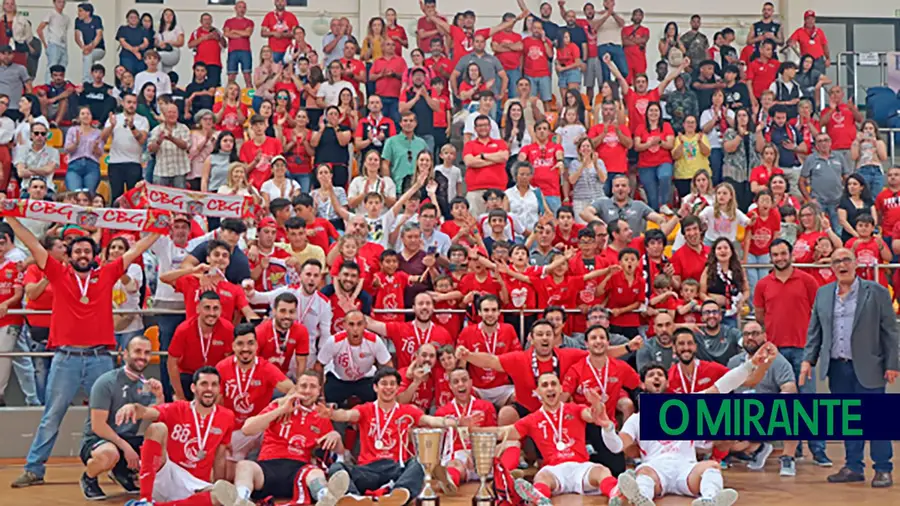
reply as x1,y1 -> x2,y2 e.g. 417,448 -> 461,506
318,368 -> 477,506
398,342 -> 440,411
216,323 -> 295,480
315,310 -> 392,406
117,367 -> 237,506
601,342 -> 778,506
80,335 -> 163,499
233,371 -> 350,506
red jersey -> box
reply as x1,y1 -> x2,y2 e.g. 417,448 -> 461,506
846,237 -> 889,286
385,321 -> 454,370
666,360 -> 729,393
256,401 -> 334,462
0,260 -> 23,327
463,138 -> 509,191
174,276 -> 249,323
788,27 -> 828,60
356,402 -> 424,466
169,317 -> 234,374
216,356 -> 287,426
449,26 -> 490,66
556,42 -> 580,67
372,271 -> 410,324
821,104 -> 858,150
746,208 -> 782,256
746,57 -> 779,98
457,81 -> 486,108
458,322 -> 522,390
305,217 -> 338,252
625,88 -> 660,129
520,142 -> 565,197
371,56 -> 407,98
239,136 -> 284,189
522,37 -> 552,77
43,256 -> 125,349
674,297 -> 702,324
634,122 -> 675,168
23,264 -> 52,328
340,57 -> 367,95
575,19 -> 598,59
385,24 -> 408,57
622,25 -> 650,75
425,55 -> 453,85
530,272 -> 584,310
399,366 -> 437,411
671,244 -> 710,283
554,224 -> 586,249
156,401 -> 236,479
326,290 -> 364,335
502,265 -> 541,310
261,11 -> 299,54
493,31 -> 523,71
189,28 -> 223,66
499,348 -> 588,412
255,318 -> 311,374
432,92 -> 451,128
416,15 -> 446,53
514,403 -> 590,465
792,231 -> 826,264
435,398 -> 497,454
562,356 -> 640,420
748,165 -> 784,188
603,271 -> 645,327
223,17 -> 254,53
433,298 -> 463,337
458,272 -> 503,319
876,188 -> 900,235
568,254 -> 612,333
589,123 -> 631,174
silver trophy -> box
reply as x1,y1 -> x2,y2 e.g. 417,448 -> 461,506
469,431 -> 497,506
413,428 -> 444,506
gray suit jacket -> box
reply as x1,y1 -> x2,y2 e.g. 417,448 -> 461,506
804,279 -> 900,389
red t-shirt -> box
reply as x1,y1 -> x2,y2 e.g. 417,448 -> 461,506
261,11 -> 299,53
746,208 -> 782,256
562,356 -> 640,419
498,348 -> 588,412
502,265 -> 541,310
43,256 -> 124,349
385,25 -> 408,57
674,297 -> 702,325
568,255 -> 612,333
432,92 -> 451,128
435,398 -> 497,452
213,101 -> 249,140
846,237 -> 889,285
671,244 -> 710,283
255,318 -> 311,374
239,136 -> 284,189
788,27 -> 828,60
248,247 -> 292,294
449,26 -> 490,66
588,123 -> 631,173
189,28 -> 223,66
752,268 -> 819,348
305,217 -> 338,252
792,231 -> 826,264
749,165 -> 784,188
0,260 -> 22,327
425,55 -> 453,85
513,403 -> 590,465
634,123 -> 674,168
522,37 -> 552,77
666,360 -> 729,393
156,401 -> 236,479
256,401 -> 334,462
575,19 -> 598,59
433,298 -> 463,339
821,104 -> 858,150
23,264 -> 52,328
457,81 -> 486,107
340,57 -> 368,95
493,31 -> 523,71
416,15 -> 446,53
603,271 -> 645,327
356,402 -> 424,465
223,17 -> 254,53
385,321 -> 453,370
520,141 -> 565,197
556,42 -> 580,67
216,356 -> 287,426
463,138 -> 509,191
554,224 -> 586,249
371,56 -> 408,98
371,271 -> 409,324
458,322 -> 521,389
458,273 -> 503,322
625,88 -> 660,128
622,25 -> 650,74
398,366 -> 437,411
174,276 -> 248,323
530,272 -> 584,309
746,57 -> 779,98
169,317 -> 234,374
876,189 -> 900,235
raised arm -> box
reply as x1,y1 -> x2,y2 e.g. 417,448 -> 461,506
456,346 -> 505,372
122,233 -> 160,267
3,215 -> 48,269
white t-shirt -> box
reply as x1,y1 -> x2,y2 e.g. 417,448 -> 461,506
435,164 -> 463,201
150,235 -> 189,303
347,176 -> 397,214
621,413 -> 698,463
134,70 -> 173,97
107,113 -> 150,164
464,112 -> 500,139
351,210 -> 395,248
317,80 -> 356,107
505,186 -> 541,233
156,26 -> 184,47
317,331 -> 391,381
42,11 -> 69,47
555,124 -> 587,159
260,178 -> 302,202
698,206 -> 751,243
113,263 -> 145,334
699,108 -> 735,149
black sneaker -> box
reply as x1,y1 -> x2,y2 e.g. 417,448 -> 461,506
109,468 -> 140,494
81,473 -> 107,501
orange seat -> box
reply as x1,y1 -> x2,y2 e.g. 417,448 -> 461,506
47,128 -> 64,148
144,325 -> 161,364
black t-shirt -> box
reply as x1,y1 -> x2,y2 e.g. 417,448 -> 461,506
752,21 -> 781,50
561,24 -> 588,59
189,240 -> 251,284
724,82 -> 751,111
314,125 -> 352,165
405,87 -> 434,134
691,75 -> 719,111
536,17 -> 561,47
169,87 -> 189,125
185,80 -> 215,115
79,83 -> 117,122
115,25 -> 148,52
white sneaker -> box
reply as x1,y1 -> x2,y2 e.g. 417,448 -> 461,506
317,470 -> 350,506
616,473 -> 656,506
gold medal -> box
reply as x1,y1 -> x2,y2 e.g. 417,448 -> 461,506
80,296 -> 89,304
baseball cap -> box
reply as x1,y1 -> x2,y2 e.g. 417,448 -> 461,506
804,10 -> 815,18
258,217 -> 278,230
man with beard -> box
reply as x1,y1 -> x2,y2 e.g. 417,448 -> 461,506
247,259 -> 332,359
459,320 -> 587,425
636,313 -> 677,372
321,262 -> 372,335
316,310 -> 392,406
671,215 -> 710,288
456,295 -> 522,408
216,323 -> 294,480
366,292 -> 453,369
80,336 -> 164,499
562,325 -> 639,477
233,371 -> 350,506
602,343 -> 778,506
582,176 -> 676,238
7,213 -> 159,489
116,367 -> 237,506
397,343 -> 440,411
319,368 -> 473,506
255,292 -> 311,376
667,328 -> 731,395
693,300 -> 742,366
167,292 -> 235,402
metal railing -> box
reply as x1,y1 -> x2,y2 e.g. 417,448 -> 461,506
835,51 -> 891,107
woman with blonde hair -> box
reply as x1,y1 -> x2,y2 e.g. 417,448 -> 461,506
214,81 -> 249,143
851,119 -> 889,192
252,45 -> 282,110
217,162 -> 260,200
792,202 -> 842,265
698,182 -> 752,247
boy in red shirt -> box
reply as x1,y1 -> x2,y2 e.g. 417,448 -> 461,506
598,247 -> 644,338
431,78 -> 452,150
370,249 -> 410,324
674,279 -> 703,325
553,206 -> 585,249
431,275 -> 463,337
846,214 -> 891,287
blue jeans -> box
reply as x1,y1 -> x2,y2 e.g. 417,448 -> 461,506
779,347 -> 827,456
819,201 -> 842,235
156,313 -> 185,402
709,147 -> 724,184
119,50 -> 145,75
558,68 -> 583,88
638,162 -> 674,211
528,76 -> 552,102
365,62 -> 376,98
13,325 -> 39,406
745,252 -> 770,305
597,43 -> 628,83
289,173 -> 313,194
45,43 -> 67,84
273,51 -> 286,64
382,97 -> 400,126
505,68 -> 522,97
545,196 -> 562,215
857,165 -> 884,194
827,359 -> 893,473
24,348 -> 114,477
227,50 -> 252,75
154,174 -> 186,189
64,157 -> 101,193
31,340 -> 52,405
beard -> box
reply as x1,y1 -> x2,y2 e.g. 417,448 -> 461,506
678,353 -> 694,365
744,342 -> 761,356
72,259 -> 96,272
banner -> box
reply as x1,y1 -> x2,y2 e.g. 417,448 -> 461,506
888,51 -> 900,93
143,184 -> 254,219
0,199 -> 172,235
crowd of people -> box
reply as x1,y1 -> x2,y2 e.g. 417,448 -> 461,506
0,0 -> 898,505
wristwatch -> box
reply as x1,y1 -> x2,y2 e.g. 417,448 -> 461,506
480,153 -> 486,161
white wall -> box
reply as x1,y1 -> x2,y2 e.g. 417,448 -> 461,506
12,0 -> 898,86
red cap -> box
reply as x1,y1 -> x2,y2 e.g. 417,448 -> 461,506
173,213 -> 191,223
258,217 -> 278,230
804,10 -> 815,18
62,227 -> 89,238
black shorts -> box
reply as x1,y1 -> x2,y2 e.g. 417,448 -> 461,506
252,459 -> 309,500
513,402 -> 531,420
324,373 -> 376,407
79,435 -> 144,469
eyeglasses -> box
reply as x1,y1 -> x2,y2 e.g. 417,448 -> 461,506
32,131 -> 47,137
742,330 -> 764,338
830,257 -> 854,267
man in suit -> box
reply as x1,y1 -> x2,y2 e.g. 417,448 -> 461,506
801,248 -> 899,488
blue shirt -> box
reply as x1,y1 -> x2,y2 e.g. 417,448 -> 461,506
76,15 -> 105,51
831,277 -> 859,360
115,25 -> 148,53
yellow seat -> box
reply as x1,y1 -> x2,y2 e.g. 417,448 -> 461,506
214,87 -> 225,104
47,128 -> 63,148
100,154 -> 109,177
105,135 -> 112,151
96,180 -> 110,204
144,325 -> 160,364
241,88 -> 255,107
736,225 -> 745,243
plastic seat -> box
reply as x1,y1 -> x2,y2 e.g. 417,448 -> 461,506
144,325 -> 161,364
96,180 -> 111,204
47,127 -> 64,148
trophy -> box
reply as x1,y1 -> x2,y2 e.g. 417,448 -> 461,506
469,431 -> 497,506
412,428 -> 444,506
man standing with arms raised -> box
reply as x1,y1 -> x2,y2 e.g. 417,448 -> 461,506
8,209 -> 159,488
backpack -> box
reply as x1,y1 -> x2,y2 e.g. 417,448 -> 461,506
492,457 -> 524,506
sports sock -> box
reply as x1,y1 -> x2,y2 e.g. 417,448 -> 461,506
599,476 -> 617,497
139,439 -> 163,499
499,446 -> 521,470
699,468 -> 723,499
446,467 -> 462,486
308,477 -> 327,502
157,491 -> 214,506
711,447 -> 729,462
636,474 -> 656,500
533,482 -> 552,499
235,486 -> 251,501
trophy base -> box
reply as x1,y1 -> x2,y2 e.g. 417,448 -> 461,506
472,496 -> 495,506
416,497 -> 440,506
